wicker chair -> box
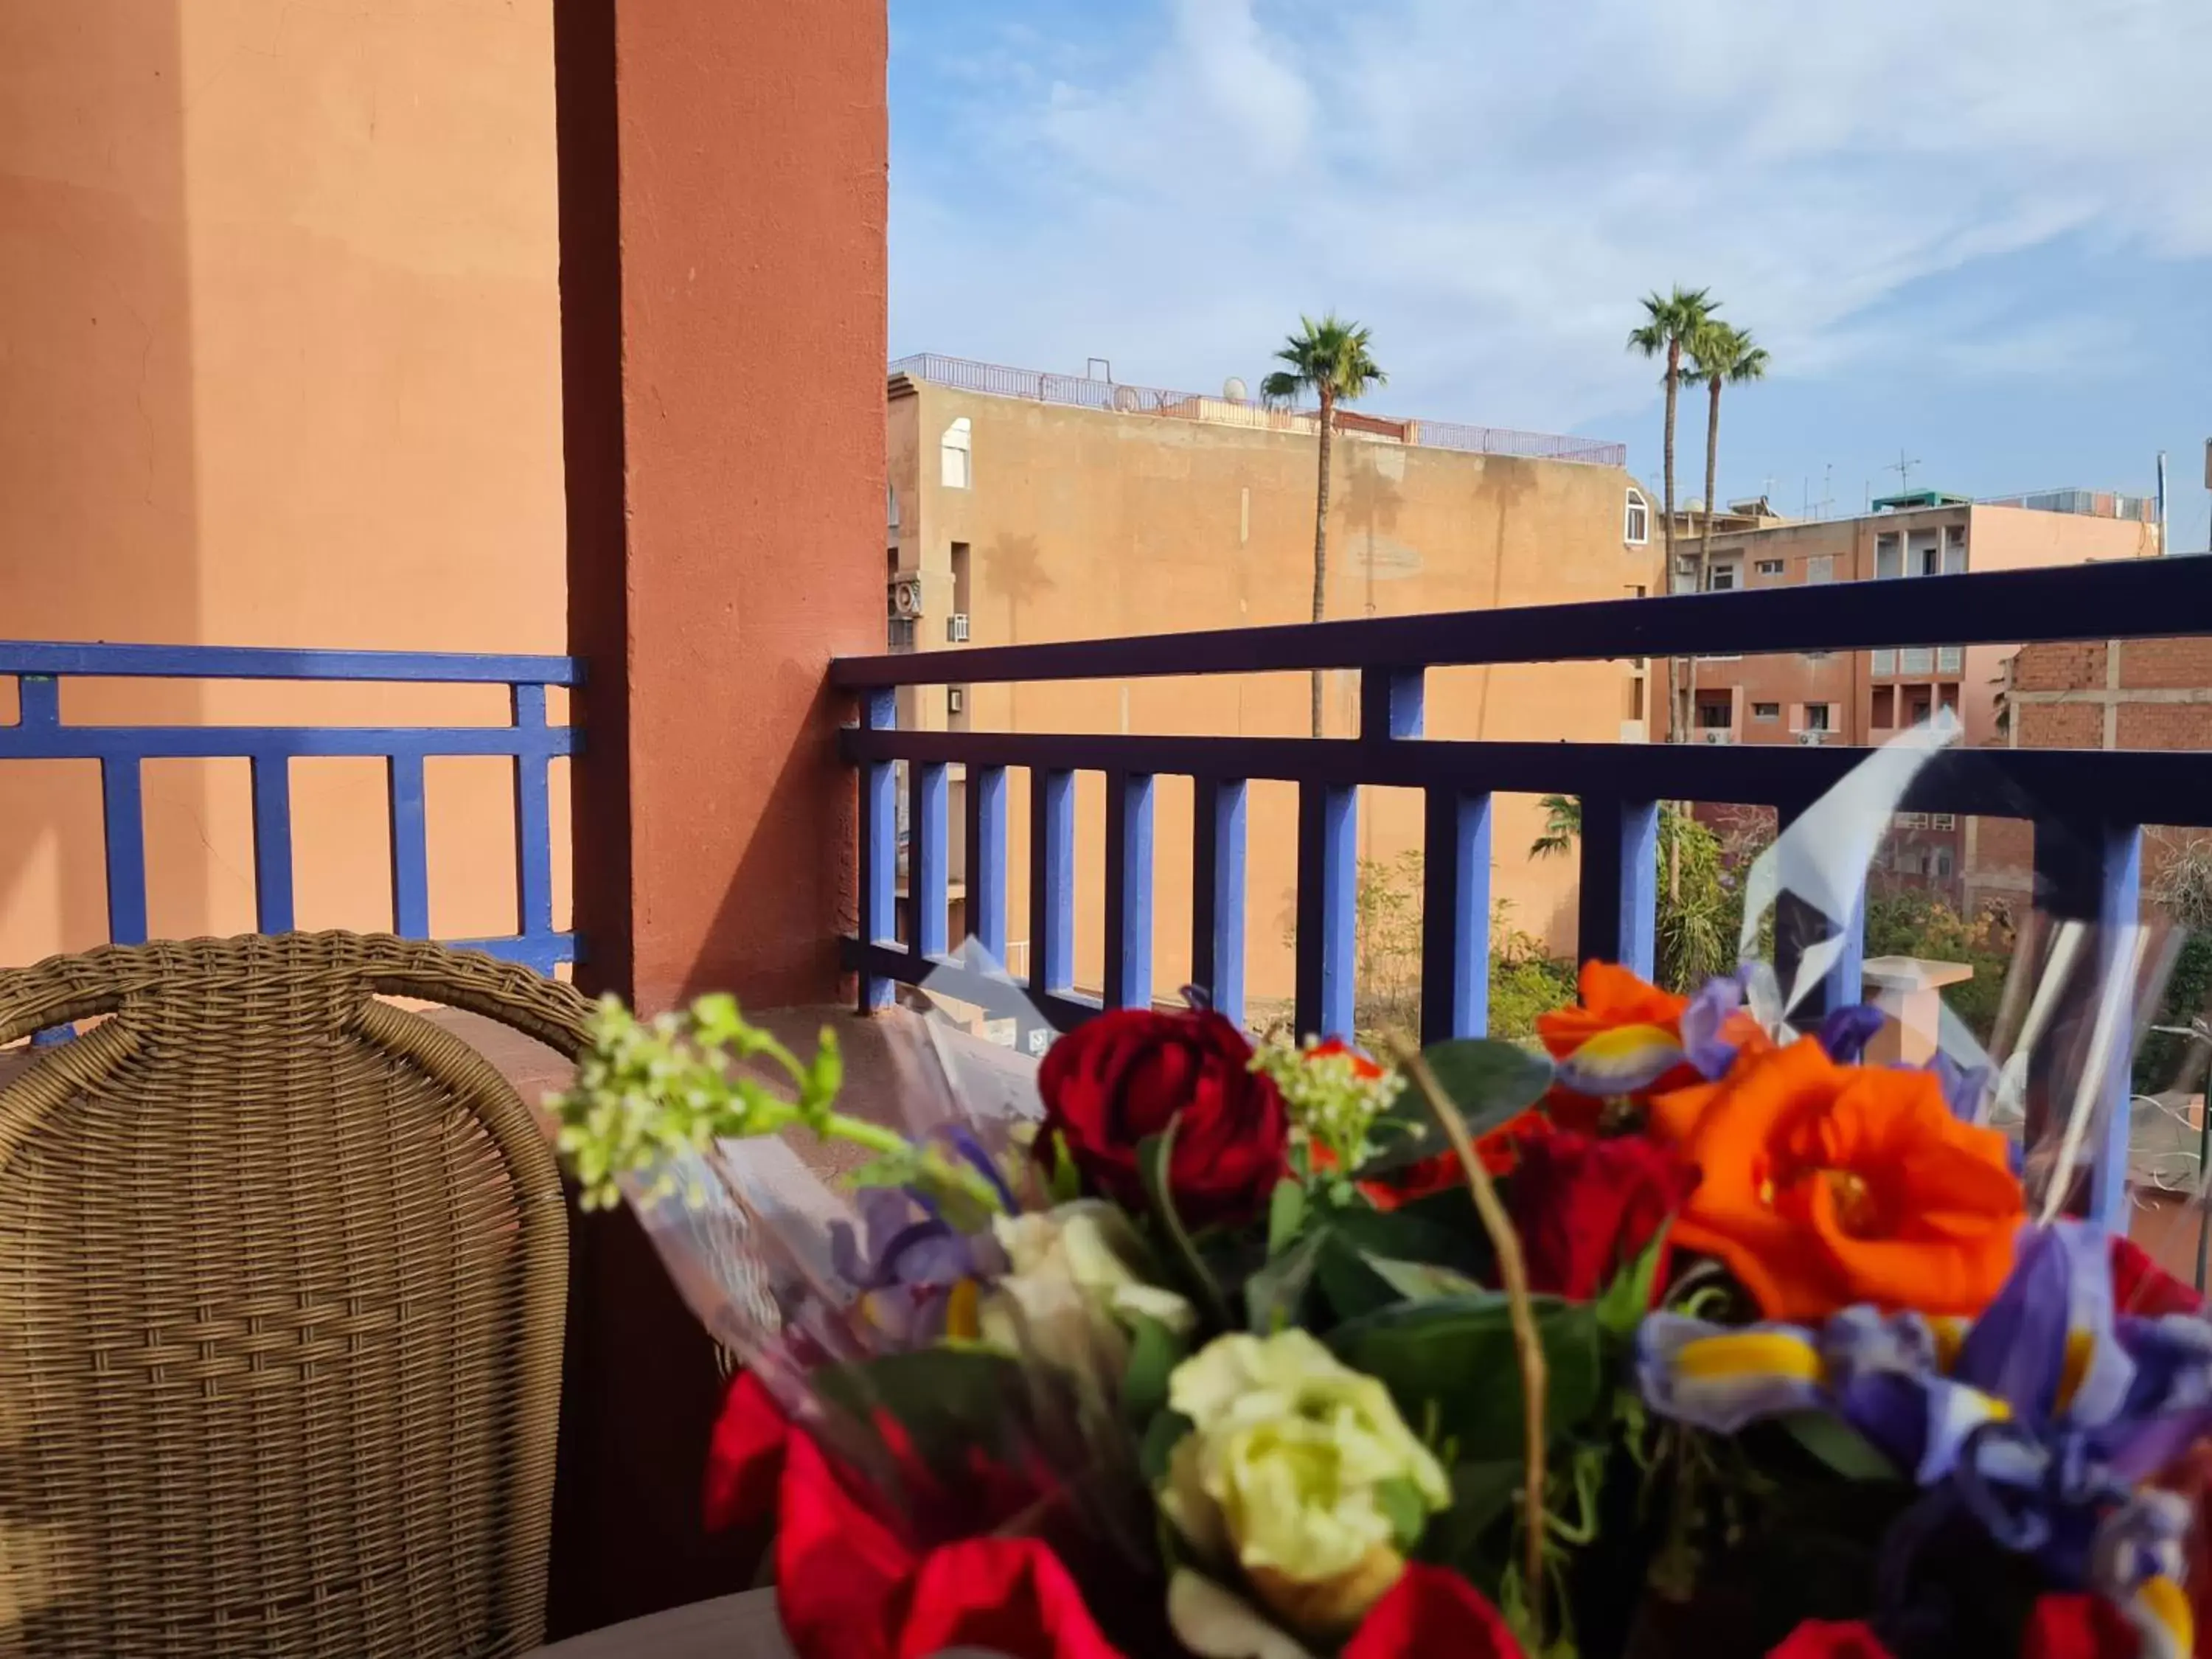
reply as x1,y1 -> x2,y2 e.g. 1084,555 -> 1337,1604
0,933 -> 592,1658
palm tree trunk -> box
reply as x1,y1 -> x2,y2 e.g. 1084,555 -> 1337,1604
1686,374 -> 1723,731
1662,338 -> 1683,904
1310,392 -> 1335,738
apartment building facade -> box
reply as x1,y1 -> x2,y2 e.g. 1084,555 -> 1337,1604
885,355 -> 1663,1009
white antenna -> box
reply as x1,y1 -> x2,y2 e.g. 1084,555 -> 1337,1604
1887,449 -> 1922,495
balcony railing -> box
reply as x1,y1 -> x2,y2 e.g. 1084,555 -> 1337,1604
834,556 -> 2212,1223
0,641 -> 579,973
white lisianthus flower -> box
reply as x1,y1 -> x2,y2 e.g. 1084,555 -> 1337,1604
978,1201 -> 1194,1371
1158,1330 -> 1449,1638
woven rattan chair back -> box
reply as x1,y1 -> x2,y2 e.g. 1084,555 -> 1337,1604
0,933 -> 591,1658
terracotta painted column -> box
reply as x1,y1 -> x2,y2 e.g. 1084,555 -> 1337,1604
548,0 -> 886,1634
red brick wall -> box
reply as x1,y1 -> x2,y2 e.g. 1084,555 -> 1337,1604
2016,702 -> 2102,747
2011,641 -> 2108,692
2118,638 -> 2212,690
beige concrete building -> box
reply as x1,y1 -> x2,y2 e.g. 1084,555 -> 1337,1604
1660,491 -> 2163,902
886,357 -> 1663,1012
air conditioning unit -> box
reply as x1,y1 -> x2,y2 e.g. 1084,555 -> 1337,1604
1697,728 -> 1733,745
1795,729 -> 1832,745
947,686 -> 964,716
946,613 -> 971,643
888,575 -> 923,619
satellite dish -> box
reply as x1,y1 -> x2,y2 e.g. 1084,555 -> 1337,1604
1223,377 -> 1249,404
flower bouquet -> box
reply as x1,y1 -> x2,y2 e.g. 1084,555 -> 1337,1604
546,728 -> 2211,1658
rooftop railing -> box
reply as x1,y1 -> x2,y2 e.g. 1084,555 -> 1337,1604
834,555 -> 2212,1225
0,642 -> 580,975
888,352 -> 1629,467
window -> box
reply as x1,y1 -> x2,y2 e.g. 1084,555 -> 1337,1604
1697,697 -> 1732,729
1895,812 -> 1930,830
1876,535 -> 1902,580
1624,489 -> 1650,544
1931,813 -> 1957,832
1872,686 -> 1896,726
1871,649 -> 1896,675
1706,563 -> 1738,592
1806,555 -> 1836,585
1943,527 -> 1967,575
940,418 -> 973,489
1901,646 -> 1933,675
951,540 -> 972,615
1752,701 -> 1781,721
1802,703 -> 1833,732
1933,845 -> 1955,880
1756,559 -> 1786,577
1910,530 -> 1941,576
1906,689 -> 1933,725
1894,845 -> 1927,876
1937,645 -> 1963,673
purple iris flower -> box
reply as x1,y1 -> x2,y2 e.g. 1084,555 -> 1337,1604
827,1186 -> 1006,1348
1642,1222 -> 2212,1601
1679,973 -> 1753,1079
1815,1002 -> 1885,1064
1917,1049 -> 1992,1122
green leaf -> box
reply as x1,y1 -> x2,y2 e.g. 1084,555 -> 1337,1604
1315,1233 -> 1402,1323
1138,1123 -> 1232,1330
1244,1226 -> 1326,1334
1265,1178 -> 1307,1256
1778,1410 -> 1904,1483
1419,1458 -> 1523,1576
1592,1221 -> 1672,1340
1139,1409 -> 1194,1485
813,1347 -> 1033,1470
1121,1313 -> 1186,1427
1373,1475 -> 1433,1551
1355,1039 -> 1552,1175
1327,1293 -> 1604,1461
1361,1255 -> 1486,1302
1048,1130 -> 1082,1205
1324,1204 -> 1492,1278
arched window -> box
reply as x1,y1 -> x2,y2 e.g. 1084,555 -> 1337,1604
940,418 -> 972,490
1624,487 -> 1650,545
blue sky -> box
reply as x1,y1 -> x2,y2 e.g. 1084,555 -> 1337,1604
889,0 -> 2212,552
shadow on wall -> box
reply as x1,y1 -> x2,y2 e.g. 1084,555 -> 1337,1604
0,2 -> 204,966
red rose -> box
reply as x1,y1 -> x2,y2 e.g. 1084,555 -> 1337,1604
1037,1007 -> 1289,1228
1506,1122 -> 1698,1301
1768,1622 -> 1894,1658
2112,1234 -> 2205,1318
2019,1594 -> 2140,1659
1342,1565 -> 1524,1658
703,1374 -> 1123,1659
1356,1110 -> 1539,1211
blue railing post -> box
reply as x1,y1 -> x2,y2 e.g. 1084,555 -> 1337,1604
1577,795 -> 1658,978
1192,776 -> 1248,1027
511,684 -> 555,945
964,764 -> 1008,963
1105,771 -> 1155,1010
1423,790 -> 1492,1044
910,759 -> 950,959
100,757 -> 148,946
388,754 -> 431,937
857,688 -> 898,1012
2034,814 -> 2145,1227
1030,768 -> 1074,996
250,756 -> 296,934
1295,781 -> 1357,1041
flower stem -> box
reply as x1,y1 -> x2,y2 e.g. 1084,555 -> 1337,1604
817,1110 -> 1006,1215
1391,1036 -> 1549,1646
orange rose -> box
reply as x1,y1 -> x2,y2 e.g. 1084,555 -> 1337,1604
1647,1037 -> 2023,1322
1536,961 -> 1768,1132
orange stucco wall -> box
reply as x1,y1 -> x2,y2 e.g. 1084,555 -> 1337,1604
889,380 -> 1663,1015
1,1 -> 567,967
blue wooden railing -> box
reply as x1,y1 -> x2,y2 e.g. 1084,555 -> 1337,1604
0,642 -> 580,975
835,557 -> 2212,1221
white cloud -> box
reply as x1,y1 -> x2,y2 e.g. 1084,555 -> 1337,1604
890,0 -> 2211,439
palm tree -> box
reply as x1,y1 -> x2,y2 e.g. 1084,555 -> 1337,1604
1680,321 -> 1770,719
1529,795 -> 1582,858
1627,287 -> 1717,740
1263,315 -> 1386,737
